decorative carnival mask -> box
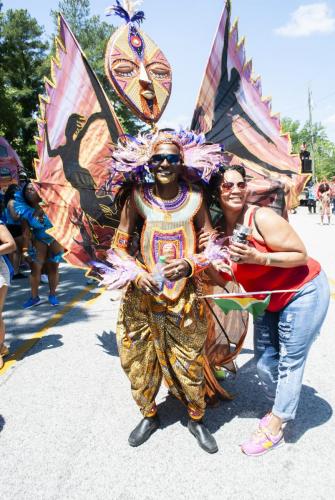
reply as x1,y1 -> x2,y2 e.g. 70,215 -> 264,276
105,1 -> 172,124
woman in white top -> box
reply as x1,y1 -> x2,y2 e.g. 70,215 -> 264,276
0,221 -> 16,369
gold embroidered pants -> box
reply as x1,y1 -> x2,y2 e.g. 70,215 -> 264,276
116,281 -> 207,419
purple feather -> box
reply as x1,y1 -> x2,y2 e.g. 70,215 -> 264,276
131,11 -> 145,24
106,2 -> 145,25
119,133 -> 144,146
90,261 -> 114,274
107,1 -> 131,23
204,236 -> 230,262
91,251 -> 141,289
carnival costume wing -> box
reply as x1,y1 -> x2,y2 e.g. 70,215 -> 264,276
0,137 -> 22,187
34,15 -> 124,268
191,0 -> 309,209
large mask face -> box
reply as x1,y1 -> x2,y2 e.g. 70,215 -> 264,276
105,23 -> 172,123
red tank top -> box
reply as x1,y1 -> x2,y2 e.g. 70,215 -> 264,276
221,209 -> 321,312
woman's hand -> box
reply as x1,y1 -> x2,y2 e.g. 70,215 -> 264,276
229,242 -> 265,265
197,229 -> 219,251
136,273 -> 160,295
163,259 -> 192,281
204,260 -> 232,287
211,259 -> 233,275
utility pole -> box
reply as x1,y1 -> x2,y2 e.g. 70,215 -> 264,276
308,87 -> 316,181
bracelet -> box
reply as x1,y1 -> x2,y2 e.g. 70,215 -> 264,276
183,255 -> 209,276
182,258 -> 195,277
264,253 -> 272,266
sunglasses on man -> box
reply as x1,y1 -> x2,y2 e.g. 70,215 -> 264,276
150,154 -> 181,165
221,181 -> 247,190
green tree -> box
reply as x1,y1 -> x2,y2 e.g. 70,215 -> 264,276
281,117 -> 302,151
0,8 -> 49,170
281,117 -> 335,180
51,0 -> 143,135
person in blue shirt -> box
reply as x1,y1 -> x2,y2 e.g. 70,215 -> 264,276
14,182 -> 63,308
307,183 -> 316,214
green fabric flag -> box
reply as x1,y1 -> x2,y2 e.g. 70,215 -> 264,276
214,294 -> 271,318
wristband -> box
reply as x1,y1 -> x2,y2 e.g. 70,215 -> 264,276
264,253 -> 272,266
111,229 -> 132,251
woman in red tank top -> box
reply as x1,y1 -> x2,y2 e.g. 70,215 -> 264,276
202,165 -> 330,457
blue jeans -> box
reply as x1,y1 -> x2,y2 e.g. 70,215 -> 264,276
253,270 -> 330,421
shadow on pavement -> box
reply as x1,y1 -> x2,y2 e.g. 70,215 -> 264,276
0,414 -> 5,433
239,347 -> 254,355
96,330 -> 118,357
21,334 -> 64,359
95,331 -> 332,444
3,264 -> 92,358
156,357 -> 333,444
205,358 -> 333,443
158,394 -> 189,429
285,387 -> 333,443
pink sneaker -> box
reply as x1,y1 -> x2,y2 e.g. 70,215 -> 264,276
259,412 -> 272,429
241,427 -> 284,456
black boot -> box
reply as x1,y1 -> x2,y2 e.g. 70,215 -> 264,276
128,416 -> 159,447
188,419 -> 218,454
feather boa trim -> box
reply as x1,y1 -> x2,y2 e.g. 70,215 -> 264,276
112,130 -> 223,183
91,250 -> 142,289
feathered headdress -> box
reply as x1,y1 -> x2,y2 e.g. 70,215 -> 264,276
106,0 -> 145,25
111,130 -> 223,183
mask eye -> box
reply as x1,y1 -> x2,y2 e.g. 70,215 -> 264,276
147,63 -> 171,81
112,59 -> 139,78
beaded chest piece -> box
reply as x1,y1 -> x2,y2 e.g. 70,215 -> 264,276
133,182 -> 202,300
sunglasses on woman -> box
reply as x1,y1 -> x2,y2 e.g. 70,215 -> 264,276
221,181 -> 247,190
150,154 -> 181,165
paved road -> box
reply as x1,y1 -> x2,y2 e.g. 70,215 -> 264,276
0,207 -> 334,500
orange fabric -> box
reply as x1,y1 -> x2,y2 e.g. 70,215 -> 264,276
203,356 -> 233,403
202,280 -> 249,403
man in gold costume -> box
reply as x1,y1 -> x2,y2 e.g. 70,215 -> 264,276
110,130 -> 221,453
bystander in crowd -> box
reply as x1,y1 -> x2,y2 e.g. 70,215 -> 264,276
0,221 -> 16,368
306,182 -> 317,214
317,180 -> 331,225
14,182 -> 63,308
202,165 -> 330,456
3,184 -> 26,279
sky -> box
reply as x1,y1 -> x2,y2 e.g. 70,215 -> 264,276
4,0 -> 335,142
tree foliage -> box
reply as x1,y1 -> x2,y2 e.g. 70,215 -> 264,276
2,0 -> 333,181
281,117 -> 335,180
51,0 -> 144,135
0,0 -> 143,174
0,8 -> 49,170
